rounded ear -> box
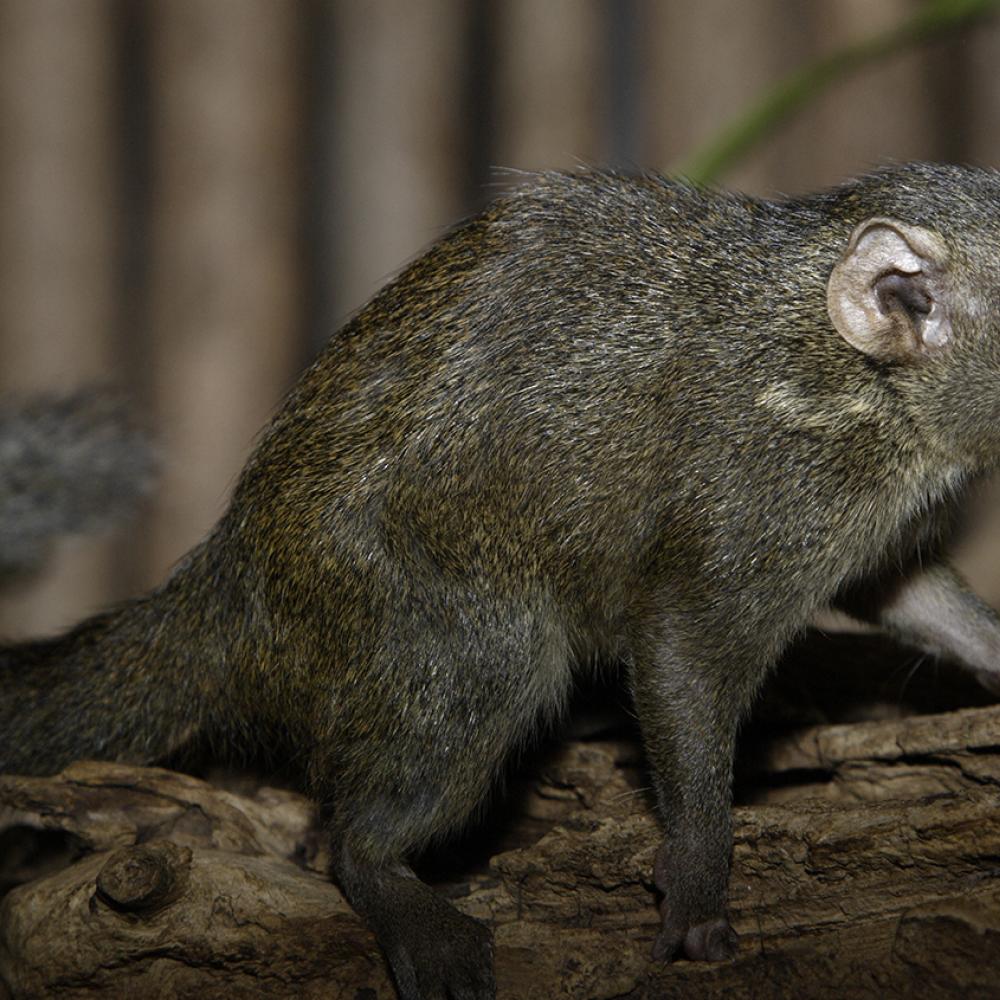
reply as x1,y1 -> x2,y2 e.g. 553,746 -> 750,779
827,217 -> 952,361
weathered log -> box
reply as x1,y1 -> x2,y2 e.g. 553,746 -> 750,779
3,700 -> 1000,999
747,700 -> 1000,804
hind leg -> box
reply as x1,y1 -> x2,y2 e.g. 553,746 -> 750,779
321,597 -> 570,999
332,846 -> 494,1000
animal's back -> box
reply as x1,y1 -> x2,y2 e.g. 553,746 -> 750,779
236,175 -> 779,600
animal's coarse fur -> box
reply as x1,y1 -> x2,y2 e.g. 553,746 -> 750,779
0,390 -> 153,577
4,163 -> 1000,998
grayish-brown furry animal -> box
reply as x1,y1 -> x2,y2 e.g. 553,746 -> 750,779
5,163 -> 1000,998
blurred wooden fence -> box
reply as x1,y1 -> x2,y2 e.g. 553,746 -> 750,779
1,0 -> 999,638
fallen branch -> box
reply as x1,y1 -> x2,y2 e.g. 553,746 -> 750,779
3,701 -> 1000,999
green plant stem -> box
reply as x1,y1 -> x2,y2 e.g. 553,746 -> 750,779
679,0 -> 1000,185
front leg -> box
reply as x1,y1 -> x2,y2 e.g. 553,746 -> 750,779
846,561 -> 1000,692
629,629 -> 772,963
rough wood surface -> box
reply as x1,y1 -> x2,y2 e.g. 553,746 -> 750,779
3,686 -> 1000,999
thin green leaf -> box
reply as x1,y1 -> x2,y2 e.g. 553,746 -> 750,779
679,0 -> 1000,184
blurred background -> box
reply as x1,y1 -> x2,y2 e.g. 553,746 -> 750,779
2,0 -> 1000,639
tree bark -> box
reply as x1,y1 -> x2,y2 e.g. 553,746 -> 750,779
3,677 -> 1000,999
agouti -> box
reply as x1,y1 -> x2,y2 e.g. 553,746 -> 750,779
5,162 -> 1000,1000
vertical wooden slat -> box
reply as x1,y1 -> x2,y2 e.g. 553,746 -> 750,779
605,0 -> 644,168
962,12 -> 1000,172
946,16 -> 1000,608
492,0 -> 604,170
642,0 -> 805,193
0,0 -> 118,637
644,0 -> 938,196
142,0 -> 303,586
783,0 -> 936,192
325,0 -> 468,320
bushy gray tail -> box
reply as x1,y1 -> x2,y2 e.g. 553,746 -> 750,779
0,387 -> 216,777
0,389 -> 155,577
0,545 -> 227,776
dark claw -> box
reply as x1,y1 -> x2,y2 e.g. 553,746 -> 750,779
388,905 -> 495,1000
651,926 -> 682,963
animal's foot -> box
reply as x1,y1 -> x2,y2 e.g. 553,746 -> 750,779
384,899 -> 496,1000
653,910 -> 738,963
651,830 -> 737,963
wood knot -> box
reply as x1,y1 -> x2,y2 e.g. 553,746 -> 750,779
95,841 -> 191,913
